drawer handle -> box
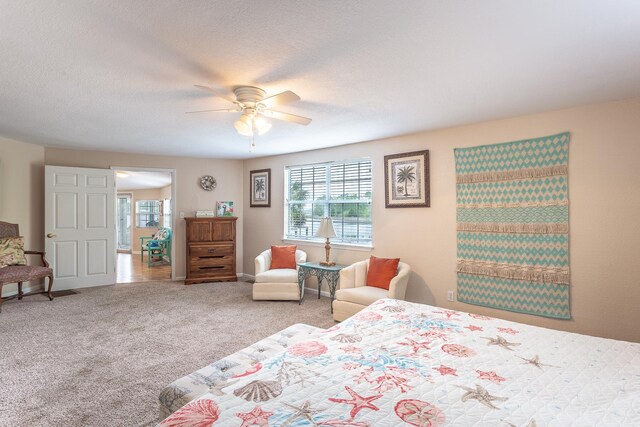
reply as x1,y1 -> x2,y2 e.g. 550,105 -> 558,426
208,248 -> 215,253
200,266 -> 224,270
201,255 -> 223,259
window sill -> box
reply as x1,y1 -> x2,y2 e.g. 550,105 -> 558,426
281,238 -> 373,252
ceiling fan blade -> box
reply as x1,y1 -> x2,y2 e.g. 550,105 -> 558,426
259,90 -> 300,109
185,108 -> 239,114
194,85 -> 237,104
260,110 -> 312,125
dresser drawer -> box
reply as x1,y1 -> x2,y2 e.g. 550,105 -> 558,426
189,244 -> 234,257
189,255 -> 233,268
188,263 -> 235,278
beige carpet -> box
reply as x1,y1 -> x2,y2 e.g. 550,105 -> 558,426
0,281 -> 336,426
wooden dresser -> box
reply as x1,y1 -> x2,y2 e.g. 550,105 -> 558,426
184,217 -> 237,284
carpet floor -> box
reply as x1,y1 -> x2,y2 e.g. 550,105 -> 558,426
0,281 -> 336,426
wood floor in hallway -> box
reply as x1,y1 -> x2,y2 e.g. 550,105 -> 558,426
117,252 -> 171,283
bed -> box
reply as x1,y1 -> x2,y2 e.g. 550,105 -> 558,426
159,298 -> 640,426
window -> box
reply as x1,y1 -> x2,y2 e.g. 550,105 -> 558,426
285,159 -> 372,245
136,200 -> 160,228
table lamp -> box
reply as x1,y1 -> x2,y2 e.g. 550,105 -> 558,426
316,217 -> 337,266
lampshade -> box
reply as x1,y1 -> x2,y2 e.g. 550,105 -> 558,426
234,114 -> 253,136
253,116 -> 272,135
234,114 -> 272,137
315,217 -> 337,238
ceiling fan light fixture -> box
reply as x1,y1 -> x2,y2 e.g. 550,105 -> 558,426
234,114 -> 253,136
234,114 -> 272,137
254,117 -> 272,135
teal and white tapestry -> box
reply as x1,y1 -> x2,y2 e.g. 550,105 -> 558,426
455,132 -> 570,319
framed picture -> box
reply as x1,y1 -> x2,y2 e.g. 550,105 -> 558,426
384,150 -> 430,208
250,168 -> 271,207
216,201 -> 234,217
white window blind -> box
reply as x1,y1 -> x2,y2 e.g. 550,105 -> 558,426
136,200 -> 160,228
285,159 -> 372,245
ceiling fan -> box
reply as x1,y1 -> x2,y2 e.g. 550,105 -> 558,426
188,85 -> 312,138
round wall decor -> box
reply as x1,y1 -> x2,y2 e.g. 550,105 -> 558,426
200,175 -> 217,191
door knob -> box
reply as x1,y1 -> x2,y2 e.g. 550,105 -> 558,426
46,233 -> 57,238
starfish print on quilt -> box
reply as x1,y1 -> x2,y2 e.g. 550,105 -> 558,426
280,400 -> 324,427
458,384 -> 508,409
482,335 -> 521,351
235,405 -> 274,427
432,365 -> 458,376
517,354 -> 560,370
434,309 -> 461,319
328,386 -> 383,418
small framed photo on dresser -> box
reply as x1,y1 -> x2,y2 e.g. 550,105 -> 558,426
250,168 -> 271,207
216,201 -> 234,217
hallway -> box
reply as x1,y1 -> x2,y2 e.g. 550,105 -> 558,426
116,253 -> 171,283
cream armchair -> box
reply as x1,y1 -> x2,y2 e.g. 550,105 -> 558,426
253,249 -> 307,301
332,259 -> 411,321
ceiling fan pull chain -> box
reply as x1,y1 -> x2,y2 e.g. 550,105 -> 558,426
250,122 -> 256,152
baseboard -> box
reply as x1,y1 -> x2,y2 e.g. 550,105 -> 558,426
171,275 -> 247,283
1,283 -> 43,298
242,273 -> 255,281
305,286 -> 331,298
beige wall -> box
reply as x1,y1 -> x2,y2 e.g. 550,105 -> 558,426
0,136 -> 45,296
45,149 -> 244,278
243,98 -> 640,342
160,184 -> 172,200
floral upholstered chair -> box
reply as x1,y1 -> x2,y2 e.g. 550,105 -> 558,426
0,221 -> 54,312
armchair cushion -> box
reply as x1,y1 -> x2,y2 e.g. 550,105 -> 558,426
366,256 -> 400,290
255,268 -> 298,284
0,265 -> 53,285
270,245 -> 297,269
334,286 -> 388,306
0,236 -> 27,268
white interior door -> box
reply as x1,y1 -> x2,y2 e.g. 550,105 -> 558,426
45,166 -> 116,290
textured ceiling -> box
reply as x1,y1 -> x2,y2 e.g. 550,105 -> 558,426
1,1 -> 639,159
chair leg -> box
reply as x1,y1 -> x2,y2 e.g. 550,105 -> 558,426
47,275 -> 54,301
18,282 -> 23,300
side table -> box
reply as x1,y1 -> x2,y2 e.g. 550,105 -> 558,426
297,262 -> 346,312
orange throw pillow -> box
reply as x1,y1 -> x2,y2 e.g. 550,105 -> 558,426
270,245 -> 297,269
366,256 -> 400,290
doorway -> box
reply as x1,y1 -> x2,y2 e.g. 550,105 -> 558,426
113,168 -> 176,283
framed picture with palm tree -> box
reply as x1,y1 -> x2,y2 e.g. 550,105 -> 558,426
384,150 -> 430,208
250,168 -> 271,207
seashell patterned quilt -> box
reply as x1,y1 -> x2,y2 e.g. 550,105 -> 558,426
159,299 -> 640,426
158,323 -> 323,420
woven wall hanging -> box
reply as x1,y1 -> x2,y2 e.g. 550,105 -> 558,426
454,132 -> 570,319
